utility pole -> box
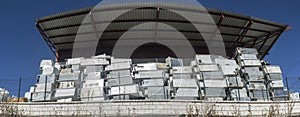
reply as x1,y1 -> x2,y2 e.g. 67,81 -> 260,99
17,77 -> 22,102
285,76 -> 290,100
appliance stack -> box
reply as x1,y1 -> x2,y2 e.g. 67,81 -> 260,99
79,55 -> 110,102
263,65 -> 288,101
24,48 -> 289,102
105,58 -> 140,100
133,63 -> 167,99
236,48 -> 269,101
0,88 -> 9,102
167,57 -> 199,100
26,60 -> 57,102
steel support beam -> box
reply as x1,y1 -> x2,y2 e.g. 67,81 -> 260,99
257,37 -> 268,52
254,30 -> 282,52
208,15 -> 224,41
217,15 -> 225,28
231,20 -> 253,48
54,38 -> 244,47
48,29 -> 258,39
261,31 -> 284,58
242,27 -> 283,48
42,20 -> 272,34
208,11 -> 286,28
245,30 -> 283,45
89,11 -> 103,48
154,6 -> 160,41
89,12 -> 100,39
36,23 -> 59,59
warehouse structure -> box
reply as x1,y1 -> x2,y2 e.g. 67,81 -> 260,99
26,1 -> 292,103
1,1 -> 298,116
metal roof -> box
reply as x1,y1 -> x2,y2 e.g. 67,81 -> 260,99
36,2 -> 290,61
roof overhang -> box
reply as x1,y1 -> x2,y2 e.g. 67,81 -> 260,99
36,2 -> 290,61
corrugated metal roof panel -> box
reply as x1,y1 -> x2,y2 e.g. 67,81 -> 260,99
39,14 -> 88,30
251,22 -> 282,32
222,17 -> 248,27
219,27 -> 242,35
36,2 -> 288,61
245,30 -> 267,37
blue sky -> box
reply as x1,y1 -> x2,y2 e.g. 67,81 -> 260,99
0,0 -> 299,96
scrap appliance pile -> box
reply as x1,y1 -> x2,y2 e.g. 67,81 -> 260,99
24,47 -> 288,102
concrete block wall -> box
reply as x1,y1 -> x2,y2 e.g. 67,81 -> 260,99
1,100 -> 300,116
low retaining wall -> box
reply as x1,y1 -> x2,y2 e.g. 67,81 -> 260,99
1,100 -> 300,116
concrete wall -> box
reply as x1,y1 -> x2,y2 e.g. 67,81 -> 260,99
1,100 -> 300,116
